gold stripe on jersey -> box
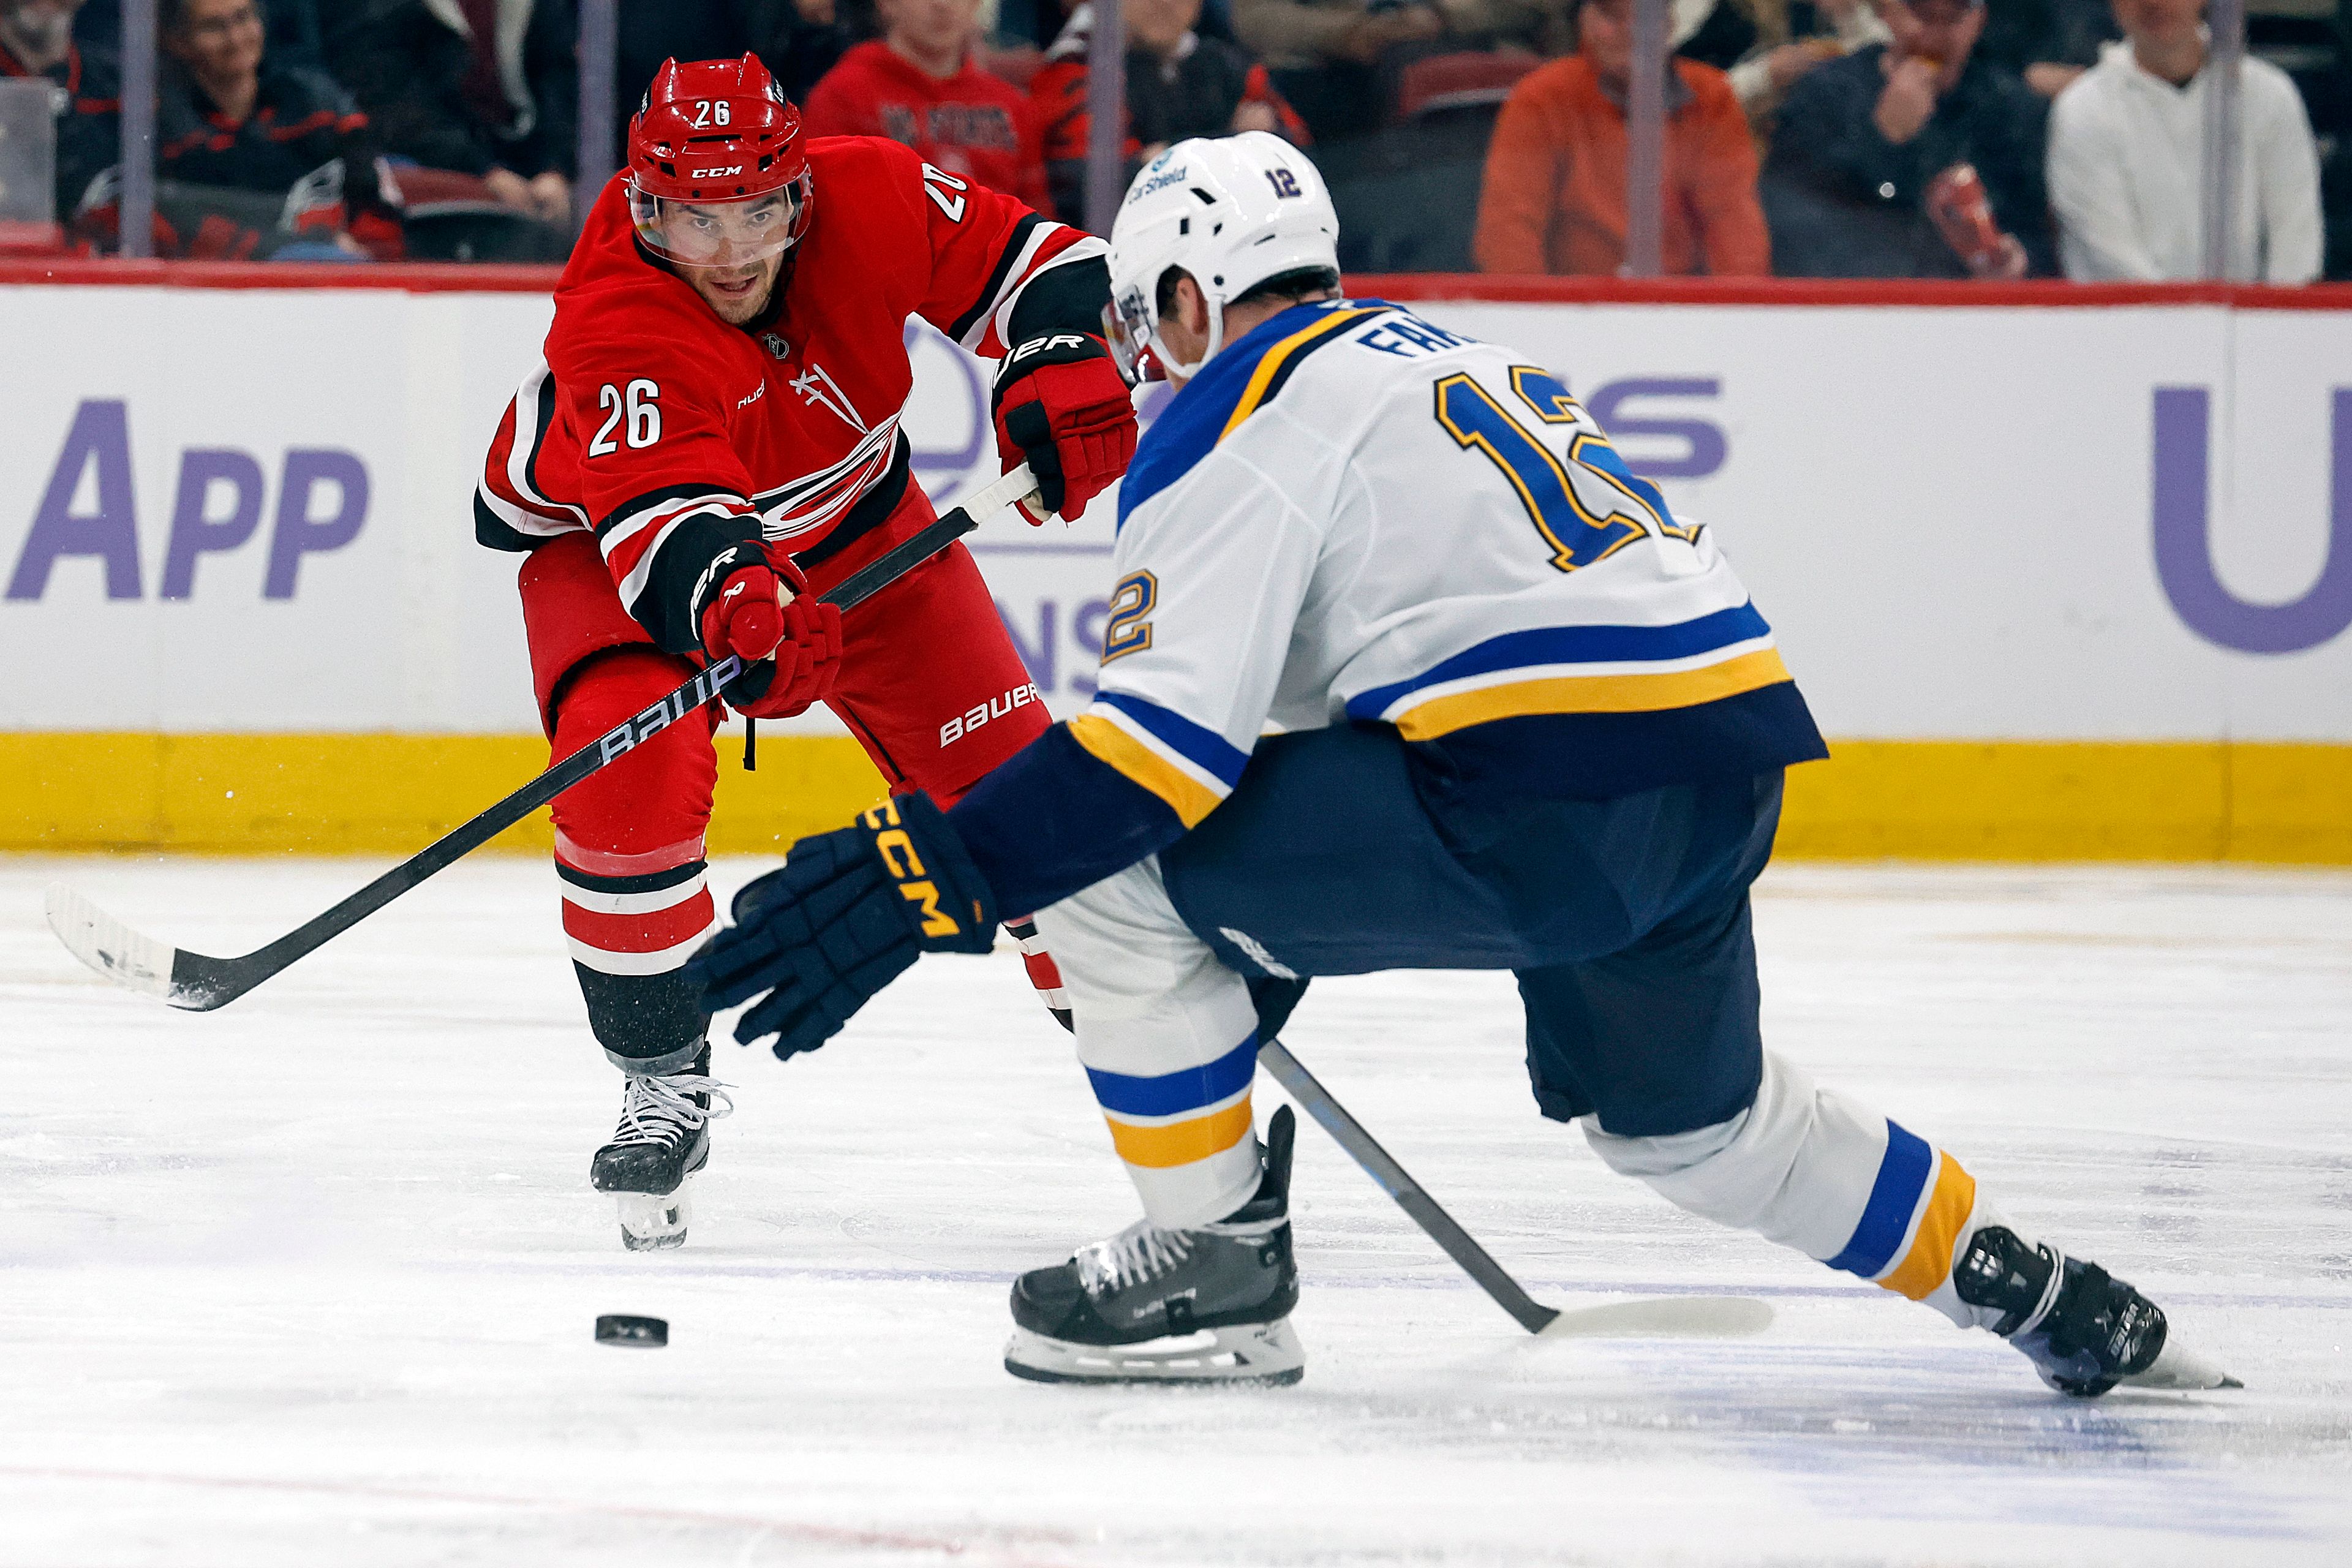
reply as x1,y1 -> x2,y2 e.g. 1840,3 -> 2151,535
1219,307 -> 1390,440
1390,647 -> 1796,741
1068,712 -> 1225,827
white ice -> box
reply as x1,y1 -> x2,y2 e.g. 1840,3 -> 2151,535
3,855 -> 2348,1566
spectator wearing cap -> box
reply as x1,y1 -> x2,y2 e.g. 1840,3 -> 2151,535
323,0 -> 578,225
801,0 -> 1051,213
0,0 -> 119,222
1760,0 -> 2054,276
2045,0 -> 2320,282
1030,0 -> 1307,228
158,0 -> 404,258
1474,0 -> 1769,276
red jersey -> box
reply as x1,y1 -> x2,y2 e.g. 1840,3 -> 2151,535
800,42 -> 1050,217
474,135 -> 1104,653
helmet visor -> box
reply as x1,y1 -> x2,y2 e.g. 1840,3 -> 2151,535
629,172 -> 811,268
1106,284 -> 1164,384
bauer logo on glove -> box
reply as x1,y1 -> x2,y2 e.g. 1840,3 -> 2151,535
690,791 -> 998,1060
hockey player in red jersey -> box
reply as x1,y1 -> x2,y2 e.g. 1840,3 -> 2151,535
473,54 -> 1134,1250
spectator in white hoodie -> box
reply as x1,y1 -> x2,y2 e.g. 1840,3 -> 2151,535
2046,0 -> 2320,282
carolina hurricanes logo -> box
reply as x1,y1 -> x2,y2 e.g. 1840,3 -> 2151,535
760,332 -> 790,361
790,362 -> 869,434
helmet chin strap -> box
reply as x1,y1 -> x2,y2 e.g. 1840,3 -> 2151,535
1145,291 -> 1226,382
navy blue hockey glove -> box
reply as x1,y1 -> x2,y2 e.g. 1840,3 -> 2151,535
690,793 -> 998,1060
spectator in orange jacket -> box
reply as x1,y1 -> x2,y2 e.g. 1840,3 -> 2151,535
802,0 -> 1051,214
1474,0 -> 1768,276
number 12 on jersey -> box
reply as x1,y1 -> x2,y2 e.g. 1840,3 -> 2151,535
1433,366 -> 1692,573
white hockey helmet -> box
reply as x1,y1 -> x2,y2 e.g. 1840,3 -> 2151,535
1106,131 -> 1340,381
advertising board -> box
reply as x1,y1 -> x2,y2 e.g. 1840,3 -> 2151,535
2,274 -> 2345,857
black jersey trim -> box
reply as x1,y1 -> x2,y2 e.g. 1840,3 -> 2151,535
556,858 -> 710,896
475,491 -> 543,552
524,368 -> 560,508
948,213 -> 1044,345
1005,254 -> 1110,350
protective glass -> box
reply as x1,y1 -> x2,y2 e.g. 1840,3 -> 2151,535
628,172 -> 812,268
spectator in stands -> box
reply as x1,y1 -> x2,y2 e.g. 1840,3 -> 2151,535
1977,0 -> 2117,99
157,0 -> 405,258
2046,0 -> 2320,281
1031,0 -> 1307,227
1760,0 -> 2054,276
1706,0 -> 1889,124
0,0 -> 118,222
1234,0 -> 1565,142
1474,0 -> 1768,275
802,0 -> 1050,211
323,1 -> 578,225
78,0 -> 328,72
742,0 -> 859,102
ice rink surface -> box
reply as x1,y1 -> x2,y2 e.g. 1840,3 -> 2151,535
3,855 -> 2348,1567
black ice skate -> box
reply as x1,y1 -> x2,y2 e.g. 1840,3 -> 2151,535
1005,1105 -> 1303,1387
589,1046 -> 733,1251
1954,1226 -> 2241,1396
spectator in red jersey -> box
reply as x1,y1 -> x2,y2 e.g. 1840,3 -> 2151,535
0,0 -> 120,223
801,0 -> 1051,213
157,0 -> 405,259
322,1 -> 578,225
1030,0 -> 1306,228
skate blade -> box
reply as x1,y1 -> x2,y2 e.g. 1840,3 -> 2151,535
1003,1319 -> 1305,1387
1537,1296 -> 1774,1340
2122,1336 -> 2243,1392
614,1183 -> 693,1252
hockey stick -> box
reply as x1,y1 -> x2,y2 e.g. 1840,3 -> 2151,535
1256,1038 -> 1773,1340
45,464 -> 1044,1012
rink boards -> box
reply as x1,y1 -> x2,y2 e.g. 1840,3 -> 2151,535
1,271 -> 2347,859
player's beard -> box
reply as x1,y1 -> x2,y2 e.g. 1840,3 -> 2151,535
690,252 -> 785,326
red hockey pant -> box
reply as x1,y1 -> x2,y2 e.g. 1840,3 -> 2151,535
518,487 -> 1050,1070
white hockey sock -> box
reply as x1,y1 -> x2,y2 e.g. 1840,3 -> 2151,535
1586,1051 -> 2022,1330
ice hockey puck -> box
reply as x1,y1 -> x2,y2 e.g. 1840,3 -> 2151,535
595,1314 -> 668,1348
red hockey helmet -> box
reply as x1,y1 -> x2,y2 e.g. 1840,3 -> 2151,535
626,55 -> 813,269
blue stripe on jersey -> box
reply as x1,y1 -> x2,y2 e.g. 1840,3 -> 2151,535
1085,1032 -> 1260,1118
1119,299 -> 1400,527
1825,1120 -> 1934,1278
1343,603 -> 1775,721
1095,692 -> 1253,788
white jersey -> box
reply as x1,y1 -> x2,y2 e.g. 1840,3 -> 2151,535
1063,299 -> 1823,826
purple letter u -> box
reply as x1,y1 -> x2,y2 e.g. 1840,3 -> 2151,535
2153,386 -> 2352,655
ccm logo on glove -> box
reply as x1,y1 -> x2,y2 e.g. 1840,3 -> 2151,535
690,791 -> 998,1060
940,682 -> 1041,747
865,798 -> 974,941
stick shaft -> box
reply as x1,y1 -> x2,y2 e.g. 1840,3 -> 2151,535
148,467 -> 1037,1005
1256,1038 -> 1561,1335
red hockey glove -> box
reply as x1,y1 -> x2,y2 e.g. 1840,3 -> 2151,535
696,548 -> 845,720
993,333 -> 1137,522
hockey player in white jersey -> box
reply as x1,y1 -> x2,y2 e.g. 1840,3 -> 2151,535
693,132 -> 2237,1396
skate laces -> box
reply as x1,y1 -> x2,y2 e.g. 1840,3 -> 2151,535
1076,1219 -> 1195,1295
611,1071 -> 736,1148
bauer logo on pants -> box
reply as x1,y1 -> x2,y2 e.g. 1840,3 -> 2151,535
941,682 -> 1041,747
